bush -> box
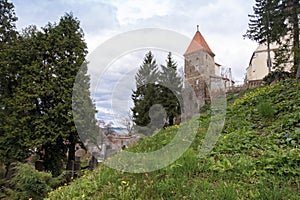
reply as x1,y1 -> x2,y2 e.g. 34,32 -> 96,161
257,101 -> 275,118
7,163 -> 64,200
263,70 -> 292,85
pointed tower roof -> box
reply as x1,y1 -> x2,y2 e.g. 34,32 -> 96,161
184,27 -> 215,57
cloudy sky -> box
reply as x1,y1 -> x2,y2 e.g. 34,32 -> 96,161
12,0 -> 258,124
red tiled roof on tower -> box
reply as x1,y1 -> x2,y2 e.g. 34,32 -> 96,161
184,27 -> 215,57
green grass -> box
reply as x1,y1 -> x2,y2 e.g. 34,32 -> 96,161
47,79 -> 300,199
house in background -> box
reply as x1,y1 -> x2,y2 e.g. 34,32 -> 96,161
246,42 -> 293,86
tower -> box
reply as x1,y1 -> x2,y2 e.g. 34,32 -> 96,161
184,26 -> 216,110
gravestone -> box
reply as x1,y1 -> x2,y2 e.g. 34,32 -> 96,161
74,156 -> 81,171
89,152 -> 98,170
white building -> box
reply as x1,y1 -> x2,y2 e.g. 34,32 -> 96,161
246,42 -> 293,82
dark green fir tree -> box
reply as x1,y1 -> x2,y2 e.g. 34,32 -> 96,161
158,52 -> 182,126
131,51 -> 160,135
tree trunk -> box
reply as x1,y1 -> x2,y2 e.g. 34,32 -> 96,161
296,63 -> 300,81
291,0 -> 300,79
169,115 -> 174,126
4,163 -> 10,180
66,142 -> 75,170
266,7 -> 272,74
43,145 -> 64,177
267,39 -> 272,73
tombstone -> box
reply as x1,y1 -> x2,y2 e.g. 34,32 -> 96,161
73,145 -> 86,172
75,145 -> 86,158
74,156 -> 81,171
100,143 -> 106,160
89,152 -> 98,170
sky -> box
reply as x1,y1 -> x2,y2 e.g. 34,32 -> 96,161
12,0 -> 258,125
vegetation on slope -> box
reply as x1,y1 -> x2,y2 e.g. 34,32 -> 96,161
47,79 -> 300,200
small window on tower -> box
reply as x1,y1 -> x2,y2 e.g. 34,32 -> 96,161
206,55 -> 208,59
196,57 -> 199,60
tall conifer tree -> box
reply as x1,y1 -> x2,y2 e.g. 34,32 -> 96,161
281,0 -> 300,78
131,51 -> 160,135
245,0 -> 300,78
0,0 -> 23,176
244,0 -> 285,73
0,9 -> 97,176
159,52 -> 182,126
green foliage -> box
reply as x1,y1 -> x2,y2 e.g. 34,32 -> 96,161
0,0 -> 18,44
245,0 -> 300,77
131,51 -> 160,135
158,52 -> 182,125
244,0 -> 285,44
0,0 -> 97,183
263,69 -> 292,84
257,101 -> 275,118
0,0 -> 30,169
132,51 -> 182,134
281,0 -> 300,77
72,61 -> 99,150
7,163 -> 64,200
48,80 -> 300,199
244,0 -> 284,72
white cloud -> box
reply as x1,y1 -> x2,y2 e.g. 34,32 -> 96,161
96,106 -> 115,115
12,0 -> 259,123
111,0 -> 172,25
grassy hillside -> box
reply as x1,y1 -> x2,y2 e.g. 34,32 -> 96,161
47,79 -> 300,199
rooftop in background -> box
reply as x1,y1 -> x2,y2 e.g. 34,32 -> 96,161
184,27 -> 215,57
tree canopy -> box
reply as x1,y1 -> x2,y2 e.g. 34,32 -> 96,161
0,0 -> 97,177
245,0 -> 300,78
131,51 -> 182,135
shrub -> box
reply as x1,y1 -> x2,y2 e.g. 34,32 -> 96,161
263,69 -> 292,85
257,101 -> 275,118
7,163 -> 64,200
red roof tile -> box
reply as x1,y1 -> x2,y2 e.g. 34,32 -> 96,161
184,31 -> 215,57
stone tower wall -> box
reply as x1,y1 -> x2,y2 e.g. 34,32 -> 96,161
184,49 -> 216,110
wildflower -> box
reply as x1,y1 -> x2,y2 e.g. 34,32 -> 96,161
121,180 -> 128,186
284,133 -> 290,137
223,135 -> 227,139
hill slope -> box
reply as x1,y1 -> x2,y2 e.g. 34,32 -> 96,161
47,79 -> 300,199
